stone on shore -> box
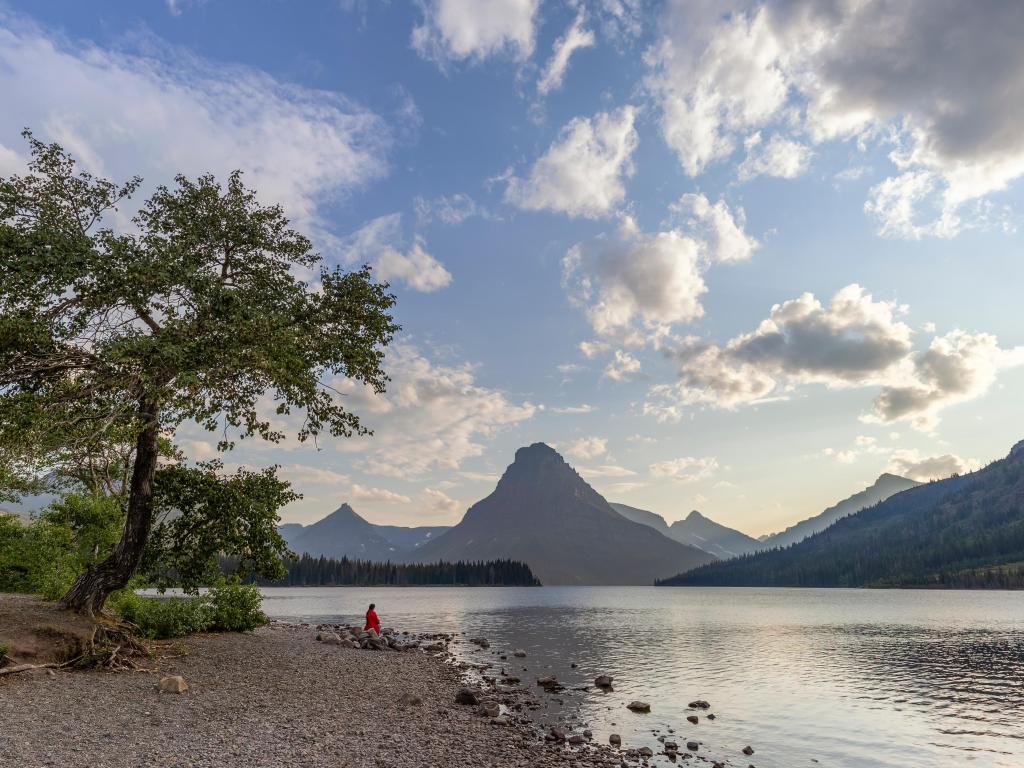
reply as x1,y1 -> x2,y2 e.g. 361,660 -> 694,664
638,747 -> 653,757
686,715 -> 698,724
594,675 -> 613,687
742,746 -> 755,755
626,701 -> 650,712
609,734 -> 621,746
688,699 -> 710,709
686,741 -> 699,751
157,676 -> 188,694
455,687 -> 480,705
512,648 -> 527,657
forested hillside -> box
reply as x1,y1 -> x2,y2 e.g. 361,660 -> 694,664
223,554 -> 541,587
658,441 -> 1024,588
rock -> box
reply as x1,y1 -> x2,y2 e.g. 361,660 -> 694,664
321,632 -> 344,646
707,713 -> 716,720
638,747 -> 653,757
455,688 -> 480,705
570,662 -> 578,668
490,716 -> 510,726
398,692 -> 422,707
568,734 -> 585,745
157,676 -> 188,694
688,699 -> 710,709
686,741 -> 699,751
609,734 -> 622,746
513,648 -> 527,657
594,675 -> 614,687
549,727 -> 567,742
626,701 -> 651,713
478,703 -> 501,718
742,746 -> 755,755
664,742 -> 678,751
686,715 -> 698,724
583,729 -> 593,739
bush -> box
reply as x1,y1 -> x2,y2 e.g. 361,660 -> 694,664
110,579 -> 267,638
112,591 -> 211,639
205,578 -> 267,632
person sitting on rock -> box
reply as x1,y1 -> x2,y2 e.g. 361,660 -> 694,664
364,603 -> 382,639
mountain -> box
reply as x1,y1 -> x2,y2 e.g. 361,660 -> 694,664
413,443 -> 717,585
658,440 -> 1024,588
281,504 -> 403,562
667,511 -> 762,559
373,524 -> 450,551
611,503 -> 759,559
610,503 -> 670,534
758,473 -> 920,550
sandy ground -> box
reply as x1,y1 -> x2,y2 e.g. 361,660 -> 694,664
0,620 -> 627,768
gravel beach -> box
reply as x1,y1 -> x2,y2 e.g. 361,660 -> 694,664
0,622 -> 624,768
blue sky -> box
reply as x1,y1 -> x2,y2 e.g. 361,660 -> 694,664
3,0 -> 1023,534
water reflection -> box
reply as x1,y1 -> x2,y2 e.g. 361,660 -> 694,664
263,586 -> 1024,767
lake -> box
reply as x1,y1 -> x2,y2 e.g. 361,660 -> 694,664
261,586 -> 1024,767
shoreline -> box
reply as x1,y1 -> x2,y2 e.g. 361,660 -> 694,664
0,618 -> 624,768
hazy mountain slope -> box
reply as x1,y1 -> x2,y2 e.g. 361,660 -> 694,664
283,504 -> 402,561
610,503 -> 670,534
659,441 -> 1024,588
668,511 -> 762,558
413,443 -> 716,585
373,524 -> 451,552
759,473 -> 920,550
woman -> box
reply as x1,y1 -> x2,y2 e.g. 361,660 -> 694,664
364,602 -> 381,638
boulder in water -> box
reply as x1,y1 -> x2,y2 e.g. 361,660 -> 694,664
626,701 -> 651,713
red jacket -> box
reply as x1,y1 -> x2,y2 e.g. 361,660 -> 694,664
364,609 -> 381,634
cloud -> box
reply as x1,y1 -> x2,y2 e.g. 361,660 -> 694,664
414,193 -> 487,226
604,350 -> 642,382
649,456 -> 719,483
421,487 -> 462,517
350,484 -> 412,504
0,19 -> 390,253
412,0 -> 539,64
563,196 -> 756,344
340,214 -> 452,292
280,464 -> 351,487
538,13 -> 596,96
886,449 -> 980,482
646,283 -> 1023,429
738,132 -> 812,181
551,403 -> 594,414
647,0 -> 1024,237
564,436 -> 608,461
578,464 -> 637,479
331,341 -> 537,478
868,331 -> 1024,429
504,106 -> 638,218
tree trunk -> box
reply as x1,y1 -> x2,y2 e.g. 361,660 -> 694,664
59,398 -> 161,615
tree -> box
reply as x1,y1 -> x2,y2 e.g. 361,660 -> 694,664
0,132 -> 398,613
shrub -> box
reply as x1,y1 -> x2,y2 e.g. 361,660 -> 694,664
112,591 -> 211,639
205,578 -> 268,632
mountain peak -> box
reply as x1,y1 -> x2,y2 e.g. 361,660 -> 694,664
1009,439 -> 1024,459
875,473 -> 911,485
685,510 -> 705,521
513,442 -> 561,463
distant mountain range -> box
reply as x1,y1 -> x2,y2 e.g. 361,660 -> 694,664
411,443 -> 716,585
611,504 -> 761,558
758,473 -> 920,550
659,440 -> 1024,588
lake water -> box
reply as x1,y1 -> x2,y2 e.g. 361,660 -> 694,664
261,586 -> 1024,767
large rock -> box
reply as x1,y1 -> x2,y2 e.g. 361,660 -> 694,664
609,734 -> 622,746
455,688 -> 480,705
594,675 -> 613,687
626,701 -> 651,712
157,676 -> 188,694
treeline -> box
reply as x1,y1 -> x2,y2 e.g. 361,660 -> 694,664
658,448 -> 1024,589
220,553 -> 541,587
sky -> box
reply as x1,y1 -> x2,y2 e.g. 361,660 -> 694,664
2,0 -> 1023,536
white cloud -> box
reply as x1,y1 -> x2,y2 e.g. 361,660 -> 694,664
886,449 -> 980,482
421,487 -> 462,517
331,341 -> 537,478
505,106 -> 638,218
551,403 -> 594,414
564,436 -> 608,461
869,331 -> 1024,430
414,193 -> 486,226
538,13 -> 596,96
738,132 -> 812,181
351,483 -> 412,504
0,20 -> 389,253
649,456 -> 719,483
647,0 -> 1024,237
341,214 -> 452,292
412,0 -> 539,64
563,197 -> 755,345
577,464 -> 637,479
604,350 -> 642,382
280,464 -> 351,487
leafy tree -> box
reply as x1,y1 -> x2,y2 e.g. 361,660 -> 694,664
0,132 -> 398,613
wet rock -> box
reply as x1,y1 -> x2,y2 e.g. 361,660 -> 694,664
513,648 -> 527,658
490,716 -> 510,726
157,676 -> 188,694
594,675 -> 614,688
583,729 -> 593,739
742,746 -> 755,755
455,688 -> 480,705
688,699 -> 710,709
638,747 -> 653,757
664,742 -> 678,752
609,734 -> 622,746
686,741 -> 699,751
707,713 -> 716,720
686,715 -> 698,724
568,734 -> 585,745
549,727 -> 567,742
626,701 -> 651,713
478,703 -> 500,718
